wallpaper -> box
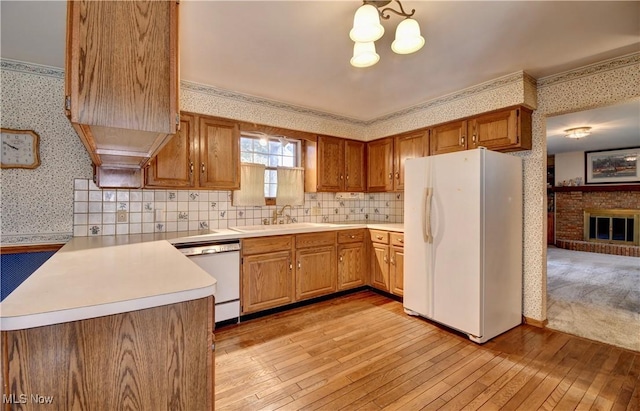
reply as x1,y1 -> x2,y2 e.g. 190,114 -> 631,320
519,53 -> 640,321
0,64 -> 93,245
2,53 -> 639,325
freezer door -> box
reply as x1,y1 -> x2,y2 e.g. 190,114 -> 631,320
403,157 -> 435,319
430,150 -> 483,337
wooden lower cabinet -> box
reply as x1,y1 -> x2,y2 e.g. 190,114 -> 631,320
369,230 -> 404,297
241,235 -> 295,315
2,297 -> 214,410
296,245 -> 337,300
295,232 -> 337,301
337,229 -> 367,290
390,246 -> 404,296
370,243 -> 390,291
239,229 -> 404,315
242,250 -> 295,313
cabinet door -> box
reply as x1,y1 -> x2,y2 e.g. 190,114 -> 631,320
469,109 -> 518,150
367,138 -> 394,192
430,120 -> 467,156
145,114 -> 196,188
316,135 -> 345,191
338,242 -> 366,290
242,251 -> 294,314
390,246 -> 404,296
66,0 -> 178,133
345,140 -> 366,192
199,116 -> 240,189
394,130 -> 428,191
296,246 -> 337,300
370,243 -> 389,291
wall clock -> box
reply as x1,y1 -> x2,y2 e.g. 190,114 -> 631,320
1,128 -> 41,169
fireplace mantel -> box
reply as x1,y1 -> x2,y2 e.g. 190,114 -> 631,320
552,184 -> 640,193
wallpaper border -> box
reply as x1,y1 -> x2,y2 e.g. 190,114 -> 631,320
0,59 -> 64,79
537,52 -> 640,88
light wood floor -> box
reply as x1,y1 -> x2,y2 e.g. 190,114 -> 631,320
215,291 -> 639,410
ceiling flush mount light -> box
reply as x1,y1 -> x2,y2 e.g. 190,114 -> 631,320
564,127 -> 592,139
350,0 -> 425,67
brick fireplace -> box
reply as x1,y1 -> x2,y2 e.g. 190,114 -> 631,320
554,187 -> 640,257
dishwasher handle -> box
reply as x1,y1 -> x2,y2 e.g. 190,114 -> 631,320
177,242 -> 241,256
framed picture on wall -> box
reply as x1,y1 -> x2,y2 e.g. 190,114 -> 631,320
585,146 -> 640,184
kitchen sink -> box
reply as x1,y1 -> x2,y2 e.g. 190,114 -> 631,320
229,222 -> 335,233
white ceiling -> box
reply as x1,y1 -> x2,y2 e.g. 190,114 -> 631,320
1,1 -> 639,143
546,100 -> 640,155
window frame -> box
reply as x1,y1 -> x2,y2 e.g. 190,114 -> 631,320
240,134 -> 302,204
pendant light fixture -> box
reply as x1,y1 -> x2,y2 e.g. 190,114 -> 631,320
350,0 -> 425,67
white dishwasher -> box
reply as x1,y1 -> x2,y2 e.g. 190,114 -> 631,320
175,240 -> 240,326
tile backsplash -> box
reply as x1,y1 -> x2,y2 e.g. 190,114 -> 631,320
72,179 -> 403,236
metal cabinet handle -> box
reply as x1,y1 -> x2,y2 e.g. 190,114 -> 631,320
389,172 -> 393,180
297,261 -> 301,269
398,238 -> 404,243
289,262 -> 293,270
390,256 -> 396,265
350,235 -> 356,239
346,175 -> 350,180
383,255 -> 388,264
472,135 -> 477,144
201,163 -> 205,173
340,174 -> 344,180
189,161 -> 194,175
339,255 -> 343,263
460,136 -> 466,146
395,172 -> 400,179
376,235 -> 383,240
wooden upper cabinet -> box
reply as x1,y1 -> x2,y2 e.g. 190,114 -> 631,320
316,135 -> 345,191
366,137 -> 394,192
430,106 -> 532,156
345,140 -> 367,192
145,113 -> 240,190
305,136 -> 366,192
393,130 -> 428,191
430,120 -> 468,156
367,131 -> 428,192
65,0 -> 179,187
146,114 -> 196,188
469,107 -> 532,151
199,116 -> 240,189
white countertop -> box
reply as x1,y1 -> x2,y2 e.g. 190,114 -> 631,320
0,237 -> 216,331
0,222 -> 403,331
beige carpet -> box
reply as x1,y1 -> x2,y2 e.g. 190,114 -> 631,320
546,247 -> 640,352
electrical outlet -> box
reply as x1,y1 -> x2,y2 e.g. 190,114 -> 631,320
116,210 -> 128,223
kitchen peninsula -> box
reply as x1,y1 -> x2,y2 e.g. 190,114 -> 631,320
1,237 -> 216,410
1,223 -> 403,409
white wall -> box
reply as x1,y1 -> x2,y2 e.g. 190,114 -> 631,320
555,151 -> 584,186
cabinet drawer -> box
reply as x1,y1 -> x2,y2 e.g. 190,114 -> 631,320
369,230 -> 389,244
337,229 -> 366,244
242,235 -> 293,255
390,233 -> 405,247
296,231 -> 336,248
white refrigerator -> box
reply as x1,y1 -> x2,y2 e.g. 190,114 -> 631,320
403,148 -> 523,343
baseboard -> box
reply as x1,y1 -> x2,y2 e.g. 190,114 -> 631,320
524,316 -> 548,328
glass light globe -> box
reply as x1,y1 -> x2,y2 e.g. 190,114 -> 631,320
391,18 -> 425,54
350,41 -> 380,68
349,4 -> 385,43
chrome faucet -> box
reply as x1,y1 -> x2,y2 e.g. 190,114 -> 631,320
272,204 -> 293,224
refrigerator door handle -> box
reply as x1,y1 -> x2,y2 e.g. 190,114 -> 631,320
423,187 -> 434,243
